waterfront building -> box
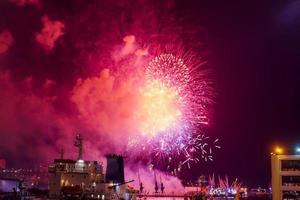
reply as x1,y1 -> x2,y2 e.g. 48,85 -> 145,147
271,148 -> 300,200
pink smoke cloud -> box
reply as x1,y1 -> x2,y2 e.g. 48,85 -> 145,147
112,35 -> 138,63
68,35 -> 153,162
0,34 -> 151,165
121,35 -> 136,55
43,79 -> 56,90
71,68 -> 141,150
0,1 -> 210,180
35,15 -> 64,51
0,70 -> 76,165
9,0 -> 40,7
0,30 -> 14,55
134,48 -> 148,66
125,164 -> 184,194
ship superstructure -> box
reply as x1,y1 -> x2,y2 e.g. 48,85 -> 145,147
48,134 -> 136,199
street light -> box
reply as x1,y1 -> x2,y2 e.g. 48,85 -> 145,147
275,147 -> 283,155
295,146 -> 300,154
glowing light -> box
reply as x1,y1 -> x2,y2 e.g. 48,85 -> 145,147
275,147 -> 283,154
295,146 -> 300,154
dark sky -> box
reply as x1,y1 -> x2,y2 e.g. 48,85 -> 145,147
1,0 -> 300,187
180,0 -> 300,187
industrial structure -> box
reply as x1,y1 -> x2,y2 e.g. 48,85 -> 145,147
271,147 -> 300,200
48,134 -> 136,199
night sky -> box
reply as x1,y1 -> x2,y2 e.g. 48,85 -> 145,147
189,0 -> 300,187
1,0 -> 300,188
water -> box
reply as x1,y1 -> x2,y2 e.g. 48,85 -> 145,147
136,197 -> 271,200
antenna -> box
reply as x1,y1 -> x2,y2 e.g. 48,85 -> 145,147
138,171 -> 144,193
154,171 -> 158,193
160,176 -> 164,194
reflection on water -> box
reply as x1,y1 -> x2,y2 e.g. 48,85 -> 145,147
137,198 -> 271,200
138,198 -> 184,200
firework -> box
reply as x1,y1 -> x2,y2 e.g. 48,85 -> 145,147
143,53 -> 212,132
127,52 -> 218,172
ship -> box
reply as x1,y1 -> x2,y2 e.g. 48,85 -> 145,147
48,134 -> 137,199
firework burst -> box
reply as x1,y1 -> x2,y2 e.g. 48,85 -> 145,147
127,52 -> 218,173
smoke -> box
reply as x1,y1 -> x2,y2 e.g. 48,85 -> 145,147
9,0 -> 40,7
0,30 -> 14,55
0,71 -> 76,166
35,15 -> 64,52
125,164 -> 184,194
0,0 -> 210,178
120,35 -> 136,57
71,68 -> 140,145
70,31 -> 155,150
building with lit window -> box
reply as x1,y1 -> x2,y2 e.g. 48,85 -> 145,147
271,150 -> 300,200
